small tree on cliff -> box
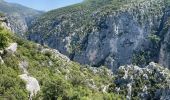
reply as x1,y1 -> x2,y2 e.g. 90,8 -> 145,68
0,26 -> 11,49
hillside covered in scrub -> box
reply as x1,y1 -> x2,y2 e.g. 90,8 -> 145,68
28,0 -> 170,72
1,0 -> 170,99
0,15 -> 124,100
1,12 -> 170,100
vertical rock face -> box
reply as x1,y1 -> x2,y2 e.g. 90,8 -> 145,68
72,6 -> 162,69
28,0 -> 170,71
159,22 -> 170,68
158,6 -> 170,69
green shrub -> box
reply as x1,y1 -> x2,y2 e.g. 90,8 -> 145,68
148,34 -> 160,46
0,12 -> 5,17
0,26 -> 12,49
42,76 -> 72,100
0,65 -> 28,100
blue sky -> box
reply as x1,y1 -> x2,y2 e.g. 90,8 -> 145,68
5,0 -> 83,11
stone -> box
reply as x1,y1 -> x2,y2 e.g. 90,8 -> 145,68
19,74 -> 40,100
19,61 -> 29,74
6,43 -> 17,53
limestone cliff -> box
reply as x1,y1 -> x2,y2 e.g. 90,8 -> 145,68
28,0 -> 170,71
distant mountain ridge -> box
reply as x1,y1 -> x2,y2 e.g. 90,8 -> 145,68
0,0 -> 43,35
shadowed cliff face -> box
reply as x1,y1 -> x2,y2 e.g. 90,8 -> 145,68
159,7 -> 170,68
159,29 -> 170,68
27,0 -> 170,71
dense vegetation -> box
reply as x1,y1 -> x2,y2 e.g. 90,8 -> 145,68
0,26 -> 11,49
0,23 -> 125,99
1,0 -> 170,99
0,22 -> 28,99
1,28 -> 170,99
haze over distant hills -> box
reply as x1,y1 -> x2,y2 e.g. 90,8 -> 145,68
0,0 -> 43,35
4,0 -> 84,11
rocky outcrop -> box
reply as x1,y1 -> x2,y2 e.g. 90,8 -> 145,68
18,58 -> 40,99
19,60 -> 40,100
6,43 -> 17,53
114,62 -> 170,100
40,46 -> 70,62
28,0 -> 169,71
19,74 -> 40,100
3,42 -> 40,99
0,15 -> 11,30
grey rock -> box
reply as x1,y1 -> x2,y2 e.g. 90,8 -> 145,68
19,60 -> 40,100
159,27 -> 170,68
19,74 -> 40,100
115,62 -> 170,100
28,0 -> 167,71
5,43 -> 17,53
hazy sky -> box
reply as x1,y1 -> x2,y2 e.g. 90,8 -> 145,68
5,0 -> 83,11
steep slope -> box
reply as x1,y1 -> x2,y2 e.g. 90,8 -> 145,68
0,0 -> 43,35
28,0 -> 169,71
2,14 -> 170,100
0,16 -> 124,100
159,7 -> 170,68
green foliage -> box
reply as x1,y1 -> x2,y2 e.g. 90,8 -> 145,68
42,76 -> 71,100
28,0 -> 165,55
0,65 -> 28,100
113,64 -> 170,99
0,26 -> 12,49
0,12 -> 4,17
165,0 -> 170,7
28,0 -> 132,53
132,33 -> 161,66
132,50 -> 151,66
148,34 -> 161,47
0,35 -> 125,99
